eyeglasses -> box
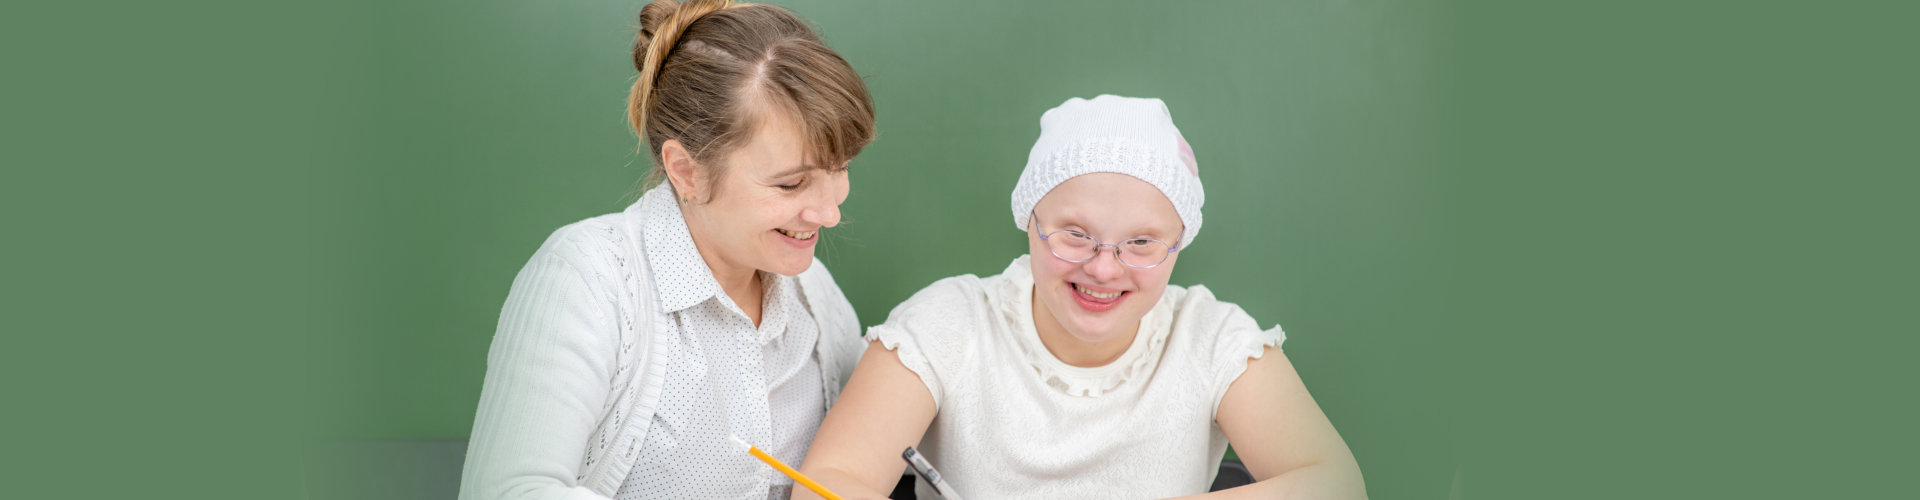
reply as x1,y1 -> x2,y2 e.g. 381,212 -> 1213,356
1030,211 -> 1181,269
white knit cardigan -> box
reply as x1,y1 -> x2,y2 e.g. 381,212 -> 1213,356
458,192 -> 866,500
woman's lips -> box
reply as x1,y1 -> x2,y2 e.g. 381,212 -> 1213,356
773,228 -> 817,248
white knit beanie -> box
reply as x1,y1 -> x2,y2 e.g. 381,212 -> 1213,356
1012,95 -> 1205,248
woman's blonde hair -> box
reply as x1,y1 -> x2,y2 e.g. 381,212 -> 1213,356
629,0 -> 875,198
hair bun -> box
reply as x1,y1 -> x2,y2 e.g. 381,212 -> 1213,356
633,0 -> 681,71
623,0 -> 875,187
633,0 -> 737,73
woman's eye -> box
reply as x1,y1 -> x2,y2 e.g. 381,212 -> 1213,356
776,181 -> 803,191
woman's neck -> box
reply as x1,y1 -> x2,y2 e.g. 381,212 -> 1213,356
1030,288 -> 1138,367
686,220 -> 764,327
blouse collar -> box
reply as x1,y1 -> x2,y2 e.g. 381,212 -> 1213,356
991,254 -> 1178,397
634,184 -> 800,344
636,184 -> 722,314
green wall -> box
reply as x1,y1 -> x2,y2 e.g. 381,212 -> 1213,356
317,0 -> 1453,495
13,0 -> 1915,498
12,0 -> 1917,496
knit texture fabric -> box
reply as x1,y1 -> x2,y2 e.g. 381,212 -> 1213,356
1012,95 -> 1206,248
866,254 -> 1287,499
458,184 -> 866,500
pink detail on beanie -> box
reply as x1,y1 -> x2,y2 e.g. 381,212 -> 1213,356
1176,133 -> 1198,176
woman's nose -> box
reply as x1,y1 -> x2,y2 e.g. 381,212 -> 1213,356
803,181 -> 844,228
805,201 -> 841,228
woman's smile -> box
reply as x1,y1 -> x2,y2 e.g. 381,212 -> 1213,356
774,227 -> 819,247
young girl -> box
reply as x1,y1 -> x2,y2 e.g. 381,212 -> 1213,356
798,96 -> 1365,499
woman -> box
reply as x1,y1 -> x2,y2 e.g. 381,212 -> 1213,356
798,96 -> 1366,499
458,1 -> 876,499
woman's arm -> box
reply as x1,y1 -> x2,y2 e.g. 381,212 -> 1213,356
1170,346 -> 1367,500
795,340 -> 939,500
458,239 -> 621,500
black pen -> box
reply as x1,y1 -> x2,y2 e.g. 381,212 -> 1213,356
902,446 -> 965,500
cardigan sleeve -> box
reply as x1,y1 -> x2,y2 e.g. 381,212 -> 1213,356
459,227 -> 622,500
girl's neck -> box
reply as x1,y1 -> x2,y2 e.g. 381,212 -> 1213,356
1030,288 -> 1138,367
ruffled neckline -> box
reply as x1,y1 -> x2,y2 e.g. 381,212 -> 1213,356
992,254 -> 1177,397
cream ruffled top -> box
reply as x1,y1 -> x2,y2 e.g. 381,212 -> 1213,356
869,254 -> 1287,499
993,254 -> 1179,397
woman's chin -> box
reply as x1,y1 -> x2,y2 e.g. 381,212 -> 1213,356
766,252 -> 815,277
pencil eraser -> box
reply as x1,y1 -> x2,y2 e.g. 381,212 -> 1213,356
727,434 -> 751,452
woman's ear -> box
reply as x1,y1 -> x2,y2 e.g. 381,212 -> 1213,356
661,139 -> 699,203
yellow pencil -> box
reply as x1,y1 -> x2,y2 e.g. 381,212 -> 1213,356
728,434 -> 844,500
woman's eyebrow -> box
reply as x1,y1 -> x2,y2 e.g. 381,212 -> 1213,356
767,164 -> 813,178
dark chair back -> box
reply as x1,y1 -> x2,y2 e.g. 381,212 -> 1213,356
888,459 -> 1256,498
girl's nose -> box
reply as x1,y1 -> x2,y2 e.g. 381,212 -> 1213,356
1081,246 -> 1126,282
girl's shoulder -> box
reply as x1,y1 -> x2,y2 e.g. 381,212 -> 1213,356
1161,284 -> 1287,361
1162,283 -> 1243,328
878,272 -> 1000,333
866,266 -> 1026,368
1159,284 -> 1288,406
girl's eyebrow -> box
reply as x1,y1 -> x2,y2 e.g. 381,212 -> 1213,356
1114,219 -> 1181,240
1124,227 -> 1176,240
1057,216 -> 1177,240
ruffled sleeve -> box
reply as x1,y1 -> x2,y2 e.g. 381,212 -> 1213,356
865,275 -> 986,411
866,322 -> 942,409
1190,287 -> 1287,419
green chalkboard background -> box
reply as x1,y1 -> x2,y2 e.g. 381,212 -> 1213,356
306,0 -> 1456,496
320,0 -> 1447,485
7,0 -> 1912,499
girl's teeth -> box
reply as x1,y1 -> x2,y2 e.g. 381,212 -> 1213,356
1076,284 -> 1121,299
